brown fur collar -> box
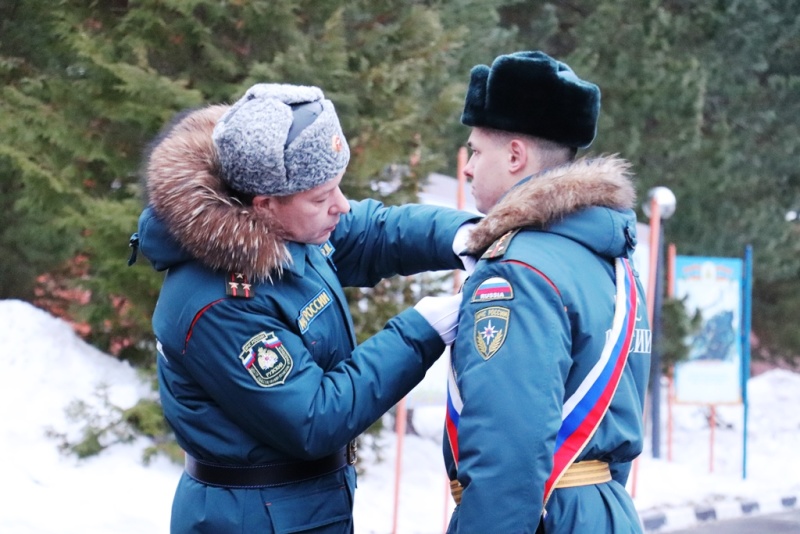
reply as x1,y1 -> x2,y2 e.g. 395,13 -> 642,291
146,105 -> 290,281
467,156 -> 636,254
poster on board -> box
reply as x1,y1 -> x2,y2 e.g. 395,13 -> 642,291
673,256 -> 743,404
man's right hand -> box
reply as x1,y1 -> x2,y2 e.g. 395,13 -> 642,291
413,293 -> 462,345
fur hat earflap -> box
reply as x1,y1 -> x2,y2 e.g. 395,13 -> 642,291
462,51 -> 600,149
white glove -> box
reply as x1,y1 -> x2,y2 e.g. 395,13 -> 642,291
452,222 -> 478,275
414,293 -> 463,345
459,253 -> 477,276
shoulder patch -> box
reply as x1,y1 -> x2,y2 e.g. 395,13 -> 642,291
297,289 -> 333,333
471,276 -> 514,303
474,306 -> 510,360
239,332 -> 293,387
480,229 -> 521,260
226,272 -> 254,298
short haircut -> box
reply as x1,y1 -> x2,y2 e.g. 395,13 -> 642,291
483,127 -> 577,167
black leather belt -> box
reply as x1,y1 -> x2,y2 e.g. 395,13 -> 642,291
185,442 -> 357,489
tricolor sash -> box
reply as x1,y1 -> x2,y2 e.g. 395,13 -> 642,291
446,355 -> 463,464
543,257 -> 638,503
445,258 -> 639,506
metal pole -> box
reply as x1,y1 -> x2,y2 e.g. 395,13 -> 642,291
392,399 -> 407,534
741,245 -> 753,479
646,200 -> 661,324
453,147 -> 468,293
666,243 -> 676,462
650,221 -> 666,459
709,405 -> 716,473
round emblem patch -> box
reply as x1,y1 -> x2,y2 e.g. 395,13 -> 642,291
239,332 -> 293,387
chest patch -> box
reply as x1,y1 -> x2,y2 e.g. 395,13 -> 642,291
297,289 -> 333,334
474,306 -> 510,360
319,240 -> 335,258
471,276 -> 514,302
318,240 -> 337,271
239,332 -> 293,388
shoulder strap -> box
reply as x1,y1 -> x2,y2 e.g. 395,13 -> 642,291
480,229 -> 521,260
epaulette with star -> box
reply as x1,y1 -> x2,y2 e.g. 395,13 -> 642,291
226,272 -> 254,298
480,229 -> 521,260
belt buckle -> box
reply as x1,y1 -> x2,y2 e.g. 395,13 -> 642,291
347,440 -> 358,465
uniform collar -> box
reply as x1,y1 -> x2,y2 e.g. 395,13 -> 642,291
283,241 -> 307,277
466,155 -> 636,254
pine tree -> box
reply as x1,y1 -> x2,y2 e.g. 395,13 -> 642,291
0,0 -> 477,361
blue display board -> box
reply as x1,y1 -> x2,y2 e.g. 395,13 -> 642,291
673,256 -> 743,404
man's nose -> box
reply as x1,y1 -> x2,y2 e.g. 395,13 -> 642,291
332,188 -> 350,214
463,160 -> 474,180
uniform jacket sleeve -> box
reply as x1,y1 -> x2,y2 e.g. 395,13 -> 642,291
168,297 -> 445,460
330,199 -> 478,287
450,259 -> 572,533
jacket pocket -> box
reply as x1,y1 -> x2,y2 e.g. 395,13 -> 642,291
265,472 -> 353,533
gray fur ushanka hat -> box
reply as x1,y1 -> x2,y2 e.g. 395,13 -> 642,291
212,83 -> 350,196
462,51 -> 600,149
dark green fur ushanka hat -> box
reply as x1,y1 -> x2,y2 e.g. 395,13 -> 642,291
461,51 -> 600,149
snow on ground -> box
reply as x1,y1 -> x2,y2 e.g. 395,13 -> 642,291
2,299 -> 798,533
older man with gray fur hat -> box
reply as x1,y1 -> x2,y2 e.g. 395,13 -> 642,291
441,51 -> 651,533
132,82 -> 478,533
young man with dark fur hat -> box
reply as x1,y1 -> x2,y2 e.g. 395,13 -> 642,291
132,83 -> 478,533
442,51 -> 651,533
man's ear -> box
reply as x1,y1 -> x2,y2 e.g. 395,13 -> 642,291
253,195 -> 273,209
252,195 -> 274,214
508,138 -> 528,173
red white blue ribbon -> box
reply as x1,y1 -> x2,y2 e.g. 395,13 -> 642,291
543,257 -> 638,503
446,356 -> 463,464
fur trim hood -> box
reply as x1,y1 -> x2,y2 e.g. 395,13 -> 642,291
144,106 -> 291,281
467,156 -> 636,254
